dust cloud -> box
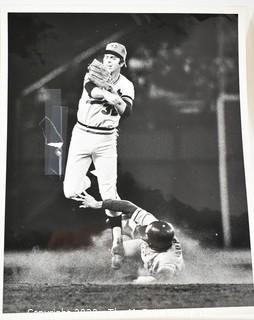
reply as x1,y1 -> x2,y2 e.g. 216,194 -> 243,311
4,229 -> 252,285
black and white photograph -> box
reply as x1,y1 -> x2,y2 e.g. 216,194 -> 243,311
1,1 -> 254,319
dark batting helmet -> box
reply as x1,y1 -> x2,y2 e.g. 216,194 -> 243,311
145,220 -> 175,252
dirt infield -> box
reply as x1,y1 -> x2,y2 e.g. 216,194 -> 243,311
3,231 -> 254,313
3,283 -> 254,313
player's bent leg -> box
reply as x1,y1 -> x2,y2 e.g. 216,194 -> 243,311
93,149 -> 125,268
63,125 -> 93,198
107,216 -> 125,270
63,175 -> 91,199
93,145 -> 120,217
97,182 -> 121,216
122,238 -> 143,258
111,233 -> 125,270
101,187 -> 123,268
101,189 -> 124,269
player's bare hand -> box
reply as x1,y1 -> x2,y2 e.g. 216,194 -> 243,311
73,192 -> 101,209
72,193 -> 86,202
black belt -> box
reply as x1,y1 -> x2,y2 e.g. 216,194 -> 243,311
77,121 -> 117,133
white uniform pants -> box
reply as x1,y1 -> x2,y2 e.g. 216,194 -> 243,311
63,123 -> 119,216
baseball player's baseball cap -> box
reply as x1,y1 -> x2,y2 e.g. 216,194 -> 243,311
105,42 -> 127,66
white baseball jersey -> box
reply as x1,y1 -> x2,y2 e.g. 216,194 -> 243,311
140,237 -> 184,276
64,71 -> 135,220
77,73 -> 135,131
122,206 -> 184,277
101,199 -> 184,278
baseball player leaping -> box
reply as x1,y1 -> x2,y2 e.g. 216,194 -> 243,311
74,192 -> 184,282
63,43 -> 135,242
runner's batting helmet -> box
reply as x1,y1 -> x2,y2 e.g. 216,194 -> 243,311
145,221 -> 175,252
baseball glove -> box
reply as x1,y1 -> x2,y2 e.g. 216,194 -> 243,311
87,59 -> 113,91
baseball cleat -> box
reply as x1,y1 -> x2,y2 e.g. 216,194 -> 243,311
111,241 -> 125,270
